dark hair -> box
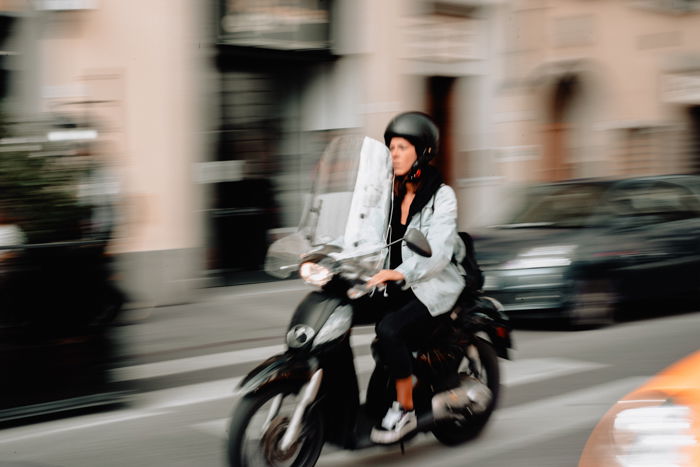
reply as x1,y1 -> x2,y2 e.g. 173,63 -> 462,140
393,171 -> 425,198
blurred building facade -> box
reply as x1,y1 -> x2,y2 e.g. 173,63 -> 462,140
493,0 -> 700,186
0,0 -> 213,306
208,0 -> 507,281
2,0 -> 700,305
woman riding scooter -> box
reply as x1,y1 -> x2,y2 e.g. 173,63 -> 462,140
227,129 -> 510,467
358,111 -> 467,444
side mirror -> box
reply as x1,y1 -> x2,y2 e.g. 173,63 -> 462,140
404,228 -> 432,257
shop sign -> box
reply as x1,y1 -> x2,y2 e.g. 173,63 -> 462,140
219,0 -> 330,51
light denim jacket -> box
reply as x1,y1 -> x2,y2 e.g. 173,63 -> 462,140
393,184 -> 466,316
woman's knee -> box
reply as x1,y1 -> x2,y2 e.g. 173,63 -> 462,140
376,317 -> 401,342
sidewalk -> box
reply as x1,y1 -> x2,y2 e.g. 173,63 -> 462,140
114,279 -> 313,361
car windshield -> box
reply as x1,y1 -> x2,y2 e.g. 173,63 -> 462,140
496,184 -> 608,228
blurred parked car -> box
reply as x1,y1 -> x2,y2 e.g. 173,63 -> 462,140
472,175 -> 700,327
0,122 -> 129,423
578,350 -> 700,466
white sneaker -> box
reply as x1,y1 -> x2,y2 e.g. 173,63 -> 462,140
370,401 -> 417,444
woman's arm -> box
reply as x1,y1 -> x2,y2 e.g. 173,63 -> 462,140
395,185 -> 458,286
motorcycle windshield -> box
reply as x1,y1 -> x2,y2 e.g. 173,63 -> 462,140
265,135 -> 393,278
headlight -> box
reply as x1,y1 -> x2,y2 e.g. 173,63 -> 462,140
501,245 -> 575,270
287,324 -> 315,349
299,261 -> 334,286
313,305 -> 353,348
501,256 -> 571,269
612,401 -> 697,466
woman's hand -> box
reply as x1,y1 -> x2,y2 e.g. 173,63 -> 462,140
366,269 -> 405,288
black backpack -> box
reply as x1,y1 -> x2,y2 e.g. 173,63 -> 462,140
457,231 -> 484,294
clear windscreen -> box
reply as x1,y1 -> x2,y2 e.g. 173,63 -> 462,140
265,135 -> 393,278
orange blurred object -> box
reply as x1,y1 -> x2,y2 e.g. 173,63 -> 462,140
579,351 -> 700,466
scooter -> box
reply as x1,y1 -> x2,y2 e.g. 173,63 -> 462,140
226,228 -> 511,467
226,136 -> 512,467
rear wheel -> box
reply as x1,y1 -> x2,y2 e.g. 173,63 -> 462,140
227,382 -> 324,467
432,337 -> 500,446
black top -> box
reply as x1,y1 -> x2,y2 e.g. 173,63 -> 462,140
388,164 -> 444,271
389,215 -> 407,270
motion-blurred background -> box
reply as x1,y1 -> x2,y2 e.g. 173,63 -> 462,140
3,0 -> 700,304
2,3 -> 700,466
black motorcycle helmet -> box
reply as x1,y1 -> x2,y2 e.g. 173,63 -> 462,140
383,111 -> 439,181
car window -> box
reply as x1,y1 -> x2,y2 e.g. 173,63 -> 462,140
607,181 -> 700,226
499,184 -> 609,228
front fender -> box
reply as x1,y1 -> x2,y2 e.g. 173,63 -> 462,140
235,352 -> 317,396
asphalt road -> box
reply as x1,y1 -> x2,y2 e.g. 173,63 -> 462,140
1,280 -> 699,467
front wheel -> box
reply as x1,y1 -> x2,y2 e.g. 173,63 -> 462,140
432,337 -> 500,446
227,382 -> 324,467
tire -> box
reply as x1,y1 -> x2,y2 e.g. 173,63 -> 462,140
568,279 -> 617,329
227,382 -> 324,467
432,337 -> 500,446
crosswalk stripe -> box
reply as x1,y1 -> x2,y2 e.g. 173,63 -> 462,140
138,377 -> 241,410
500,357 -> 608,386
190,377 -> 648,464
112,332 -> 377,382
0,352 -> 625,447
115,332 -> 609,387
0,410 -> 169,445
128,341 -> 610,411
140,355 -> 603,412
186,356 -> 617,442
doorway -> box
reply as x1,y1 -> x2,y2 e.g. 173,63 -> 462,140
427,76 -> 456,186
542,73 -> 581,181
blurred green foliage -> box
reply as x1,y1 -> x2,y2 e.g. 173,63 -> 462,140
0,129 -> 91,244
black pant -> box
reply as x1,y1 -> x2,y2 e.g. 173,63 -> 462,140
353,285 -> 436,379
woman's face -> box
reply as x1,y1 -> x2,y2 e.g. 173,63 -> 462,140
389,137 -> 418,177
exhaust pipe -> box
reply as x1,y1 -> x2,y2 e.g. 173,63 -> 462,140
431,377 -> 492,421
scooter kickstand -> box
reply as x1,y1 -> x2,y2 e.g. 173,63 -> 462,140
400,440 -> 405,455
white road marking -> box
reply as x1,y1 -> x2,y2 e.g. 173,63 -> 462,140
131,352 -> 607,413
58,347 -> 614,430
0,341 -> 616,446
501,357 -> 608,386
114,332 -> 606,387
139,377 -> 242,409
113,332 -> 376,382
188,357 -> 619,442
210,283 -> 311,300
0,410 -> 168,445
